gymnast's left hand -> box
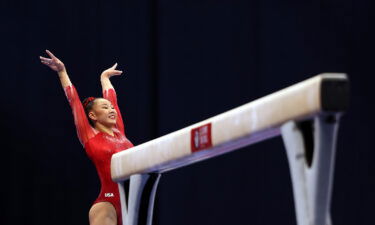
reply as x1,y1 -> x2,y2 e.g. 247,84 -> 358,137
101,63 -> 123,79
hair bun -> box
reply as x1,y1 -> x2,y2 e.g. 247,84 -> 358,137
83,97 -> 96,108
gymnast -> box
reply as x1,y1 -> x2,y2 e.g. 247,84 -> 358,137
40,50 -> 133,225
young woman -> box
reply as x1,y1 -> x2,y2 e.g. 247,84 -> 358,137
40,50 -> 133,225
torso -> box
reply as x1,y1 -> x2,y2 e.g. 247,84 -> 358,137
85,129 -> 133,199
85,129 -> 133,225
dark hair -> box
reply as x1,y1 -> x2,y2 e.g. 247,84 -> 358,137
82,97 -> 97,127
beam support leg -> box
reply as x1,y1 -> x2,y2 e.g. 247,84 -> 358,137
118,173 -> 161,225
281,114 -> 340,225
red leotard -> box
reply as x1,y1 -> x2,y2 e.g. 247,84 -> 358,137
65,85 -> 133,225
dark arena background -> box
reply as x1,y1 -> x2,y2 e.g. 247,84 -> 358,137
0,0 -> 374,225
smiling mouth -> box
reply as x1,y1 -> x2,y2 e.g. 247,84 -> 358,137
109,114 -> 116,119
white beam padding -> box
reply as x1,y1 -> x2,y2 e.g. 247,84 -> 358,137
111,73 -> 348,181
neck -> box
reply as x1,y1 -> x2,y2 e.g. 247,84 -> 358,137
95,123 -> 114,136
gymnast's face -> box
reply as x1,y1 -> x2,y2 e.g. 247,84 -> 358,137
88,98 -> 117,127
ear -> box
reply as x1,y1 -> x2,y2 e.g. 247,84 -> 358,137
88,111 -> 97,121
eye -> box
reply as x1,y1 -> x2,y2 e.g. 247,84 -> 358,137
102,106 -> 108,109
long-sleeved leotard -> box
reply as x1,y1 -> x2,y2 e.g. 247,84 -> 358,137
65,85 -> 133,225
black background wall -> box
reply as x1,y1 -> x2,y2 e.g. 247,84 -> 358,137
0,0 -> 373,224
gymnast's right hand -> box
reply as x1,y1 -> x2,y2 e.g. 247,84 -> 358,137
40,50 -> 66,72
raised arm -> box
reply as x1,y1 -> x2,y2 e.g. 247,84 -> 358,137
100,63 -> 125,134
40,50 -> 72,89
100,63 -> 123,91
40,50 -> 95,145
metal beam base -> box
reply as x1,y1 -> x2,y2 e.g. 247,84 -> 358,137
281,114 -> 340,225
118,173 -> 161,225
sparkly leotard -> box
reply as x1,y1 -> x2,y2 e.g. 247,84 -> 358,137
65,85 -> 133,225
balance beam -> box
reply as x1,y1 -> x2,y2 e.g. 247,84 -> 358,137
111,73 -> 348,180
111,73 -> 349,225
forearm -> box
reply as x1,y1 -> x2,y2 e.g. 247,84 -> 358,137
58,69 -> 73,89
101,74 -> 114,91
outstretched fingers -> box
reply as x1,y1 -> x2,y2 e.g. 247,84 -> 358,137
40,60 -> 50,66
102,63 -> 123,77
45,49 -> 57,59
40,50 -> 65,72
111,63 -> 118,69
40,56 -> 52,65
112,70 -> 123,75
40,56 -> 51,61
